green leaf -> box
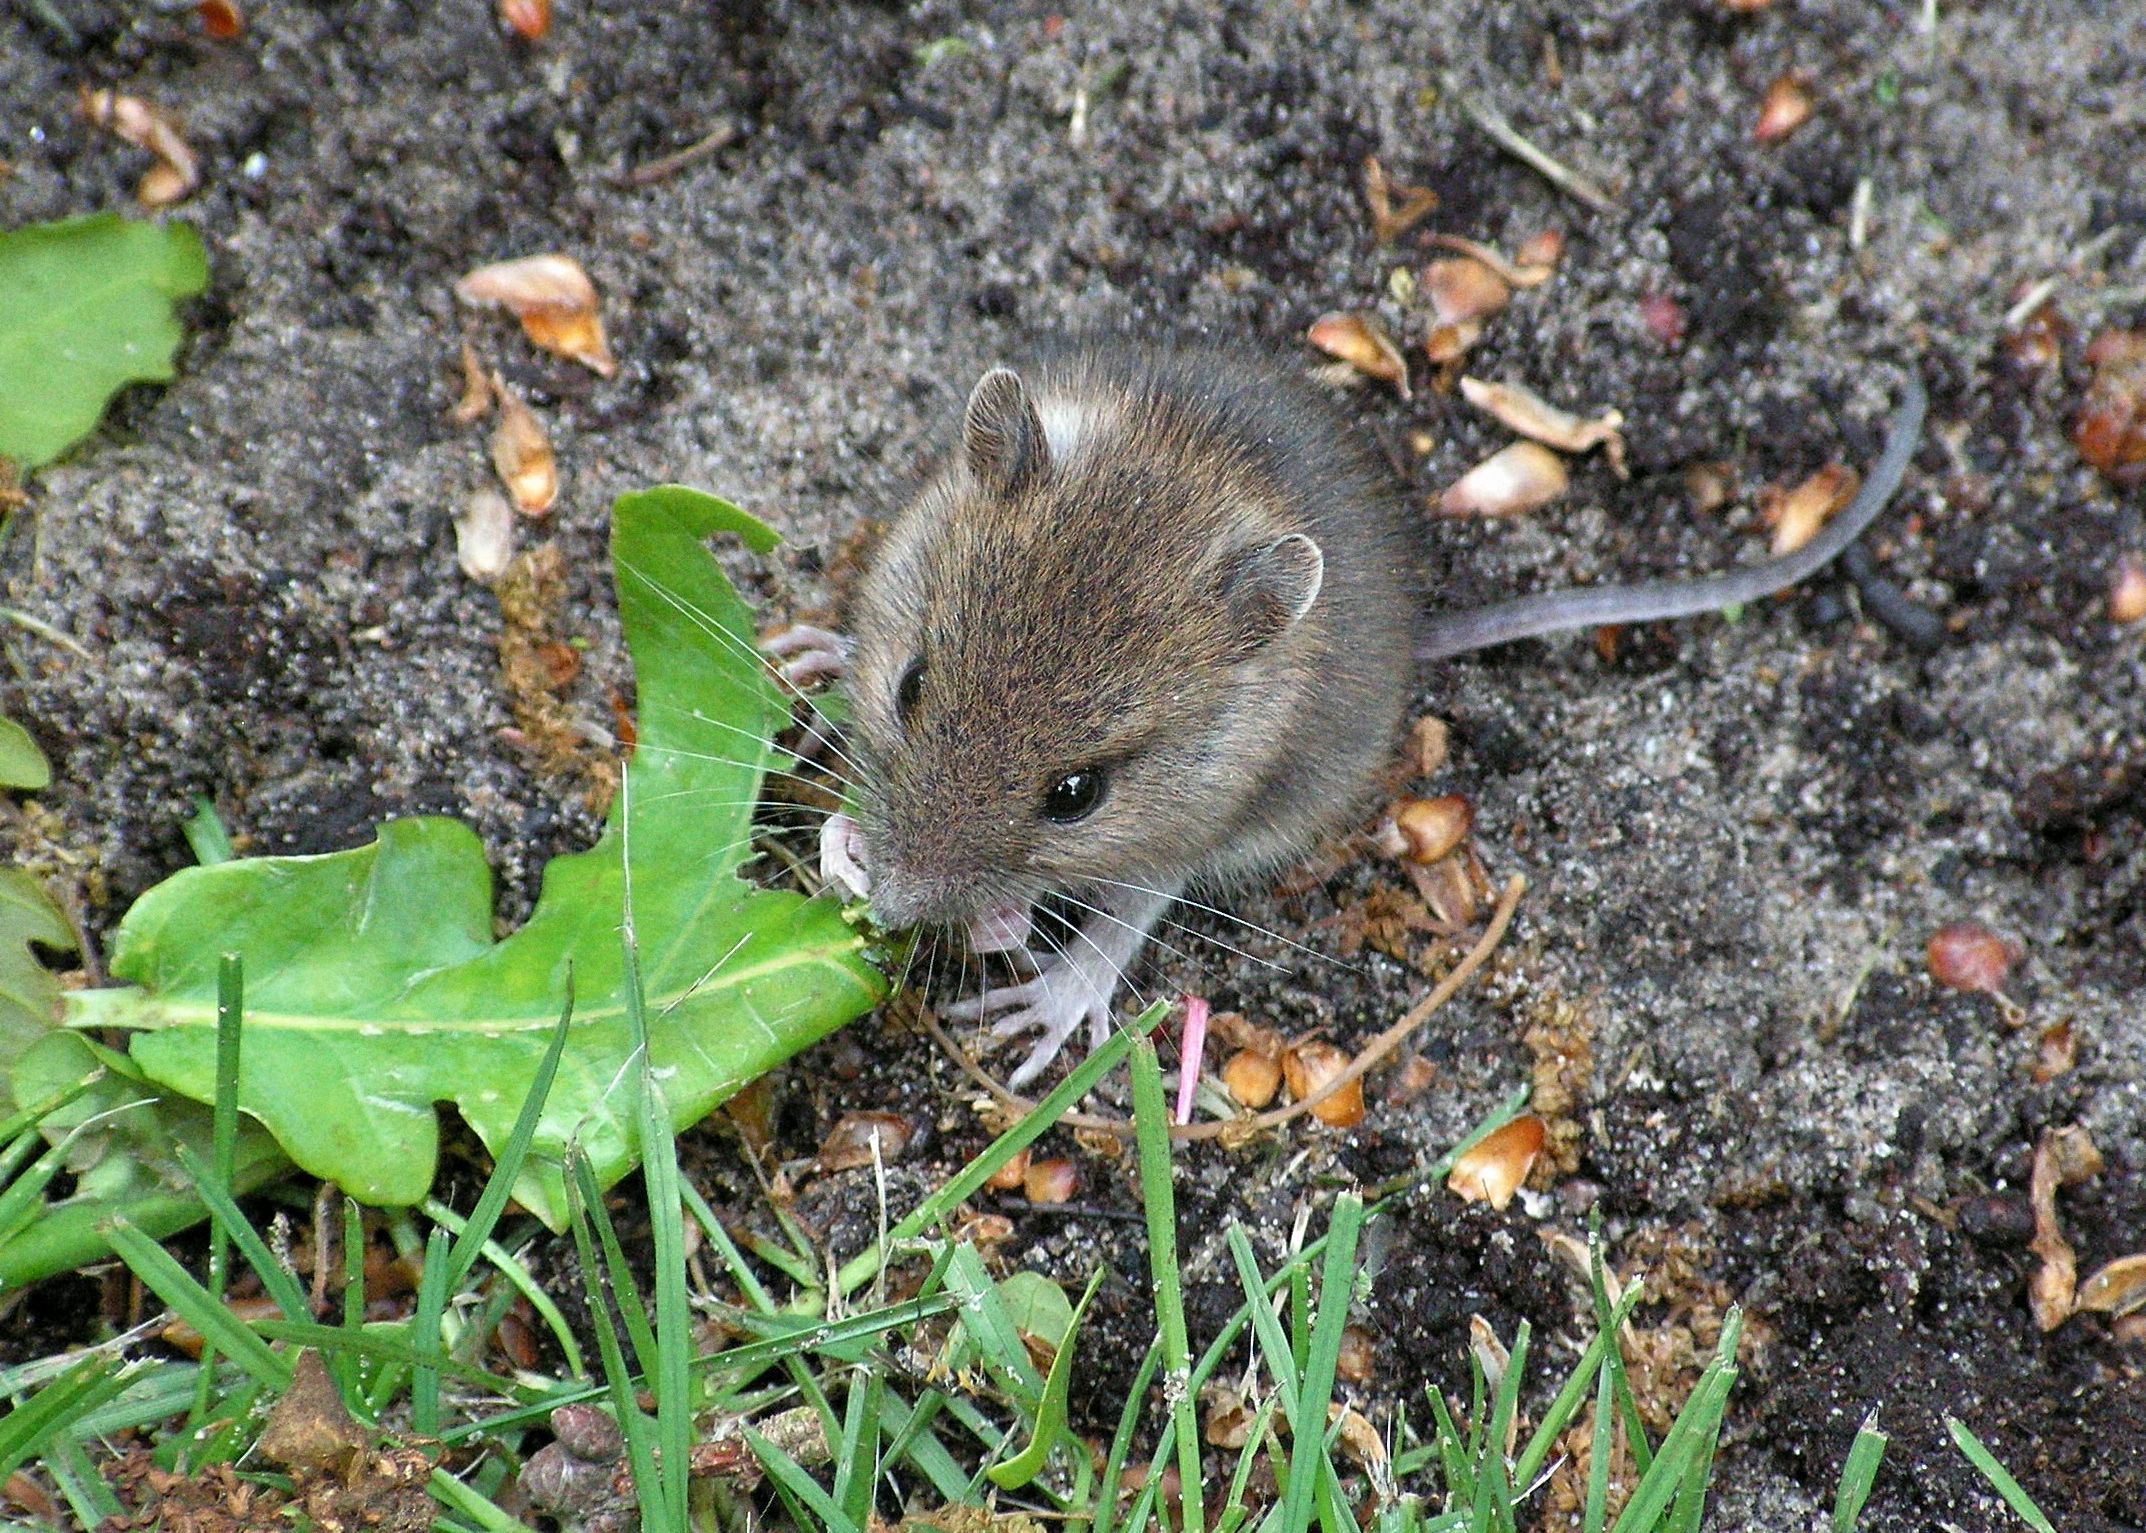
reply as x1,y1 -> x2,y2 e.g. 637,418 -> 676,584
69,487 -> 887,1224
0,213 -> 208,470
0,718 -> 50,792
0,866 -> 75,1087
987,1268 -> 1104,1490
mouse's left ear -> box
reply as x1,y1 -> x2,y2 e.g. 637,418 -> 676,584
1218,532 -> 1324,653
962,368 -> 1047,496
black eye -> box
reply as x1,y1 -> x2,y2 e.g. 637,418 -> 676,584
895,659 -> 925,723
1042,768 -> 1105,824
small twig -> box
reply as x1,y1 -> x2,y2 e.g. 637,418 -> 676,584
919,875 -> 1527,1142
1443,73 -> 1615,213
0,605 -> 94,662
613,120 -> 739,187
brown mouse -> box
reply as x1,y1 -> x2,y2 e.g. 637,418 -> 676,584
773,343 -> 1925,1086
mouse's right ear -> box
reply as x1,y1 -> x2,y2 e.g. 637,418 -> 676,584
962,368 -> 1047,496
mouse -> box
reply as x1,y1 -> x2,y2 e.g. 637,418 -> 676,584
768,343 -> 1927,1087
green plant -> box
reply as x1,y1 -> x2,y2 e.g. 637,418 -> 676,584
0,212 -> 208,470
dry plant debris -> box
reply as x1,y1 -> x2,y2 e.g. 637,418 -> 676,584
488,372 -> 559,516
455,253 -> 618,377
2074,329 -> 2146,486
816,1109 -> 914,1171
1753,73 -> 1815,144
79,88 -> 200,206
499,0 -> 550,39
1459,376 -> 1628,477
1760,463 -> 1858,557
1925,920 -> 2020,995
196,0 -> 243,38
454,487 -> 516,583
1307,312 -> 1410,398
1361,154 -> 1438,245
1446,1112 -> 1545,1210
2110,554 -> 2146,623
495,543 -> 617,813
1280,1038 -> 1365,1127
2027,1123 -> 2104,1331
1438,440 -> 1569,518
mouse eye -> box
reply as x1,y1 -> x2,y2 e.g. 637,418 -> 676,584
895,658 -> 925,724
1041,768 -> 1106,824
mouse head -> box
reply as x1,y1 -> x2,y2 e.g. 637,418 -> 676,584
843,364 -> 1329,932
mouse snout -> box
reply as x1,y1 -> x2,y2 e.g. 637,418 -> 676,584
861,862 -> 979,934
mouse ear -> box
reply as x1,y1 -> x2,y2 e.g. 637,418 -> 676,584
1219,532 -> 1325,652
961,368 -> 1047,495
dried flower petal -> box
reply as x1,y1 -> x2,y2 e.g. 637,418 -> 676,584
1753,73 -> 1815,144
1329,1404 -> 1386,1468
2031,1019 -> 2075,1084
490,373 -> 559,516
456,255 -> 618,377
1307,312 -> 1410,398
454,489 -> 516,583
1438,441 -> 1569,518
1459,377 -> 1627,477
2109,554 -> 2146,624
1447,1114 -> 1546,1211
1221,1047 -> 1282,1109
1363,156 -> 1438,245
1422,256 -> 1513,324
2076,1254 -> 2146,1318
1926,922 -> 2019,994
1761,463 -> 1858,557
80,88 -> 200,207
1280,1039 -> 1364,1128
1023,1158 -> 1080,1205
2027,1125 -> 2102,1330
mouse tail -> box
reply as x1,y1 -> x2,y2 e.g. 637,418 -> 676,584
1415,372 -> 1927,662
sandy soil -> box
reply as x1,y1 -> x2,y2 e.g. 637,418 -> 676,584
3,2 -> 2142,1527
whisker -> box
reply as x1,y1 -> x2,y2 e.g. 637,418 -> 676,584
1053,889 -> 1204,976
638,699 -> 859,792
616,557 -> 869,779
1086,874 -> 1354,973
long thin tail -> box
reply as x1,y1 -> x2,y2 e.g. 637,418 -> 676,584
1416,372 -> 1928,662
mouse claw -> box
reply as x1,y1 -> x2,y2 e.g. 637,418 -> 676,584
762,623 -> 852,689
941,969 -> 1113,1088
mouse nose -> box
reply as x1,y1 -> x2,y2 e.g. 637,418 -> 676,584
865,863 -> 980,934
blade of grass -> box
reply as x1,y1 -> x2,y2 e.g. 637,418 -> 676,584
1513,1278 -> 1646,1492
411,1225 -> 451,1436
572,1151 -> 662,1385
831,1364 -> 882,1527
103,1219 -> 290,1388
444,977 -> 576,1294
428,1465 -> 541,1531
836,1005 -> 1158,1296
1583,1350 -> 1615,1533
46,1429 -> 125,1526
564,1146 -> 663,1522
1277,1193 -> 1365,1533
1590,1221 -> 1654,1480
183,794 -> 233,865
1945,1417 -> 2056,1533
1090,1336 -> 1162,1533
1130,1035 -> 1206,1533
423,1201 -> 585,1377
1609,1309 -> 1740,1533
744,1423 -> 864,1533
194,954 -> 243,1428
0,1355 -> 122,1481
1832,1412 -> 1887,1532
170,1143 -> 309,1322
988,1266 -> 1106,1489
337,1197 -> 365,1403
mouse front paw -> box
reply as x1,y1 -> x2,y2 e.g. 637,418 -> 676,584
943,966 -> 1114,1089
761,623 -> 851,688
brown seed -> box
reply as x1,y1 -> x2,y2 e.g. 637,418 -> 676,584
454,488 -> 516,583
1762,463 -> 1858,556
452,341 -> 495,423
1024,1158 -> 1080,1204
1423,318 -> 1486,365
2030,1019 -> 2075,1084
1405,714 -> 1451,777
816,1110 -> 912,1172
2110,554 -> 2146,624
1221,1047 -> 1282,1109
1438,441 -> 1569,518
1388,794 -> 1473,864
1926,922 -> 2019,993
489,374 -> 559,516
2076,1253 -> 2146,1317
1425,234 -> 1555,290
80,88 -> 200,207
1422,256 -> 1512,325
456,254 -> 618,377
1335,1324 -> 1376,1384
1459,377 -> 1627,477
1307,312 -> 1410,398
196,0 -> 243,37
1753,73 -> 1815,144
1514,228 -> 1565,273
984,1147 -> 1031,1192
1281,1040 -> 1365,1128
1447,1114 -> 1546,1211
1329,1404 -> 1386,1468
